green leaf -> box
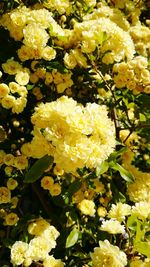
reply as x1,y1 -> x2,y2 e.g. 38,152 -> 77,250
66,228 -> 79,248
139,113 -> 146,122
108,147 -> 127,161
135,219 -> 145,244
111,182 -> 126,203
127,214 -> 138,231
27,84 -> 35,90
110,162 -> 134,183
24,155 -> 53,183
96,161 -> 109,176
135,241 -> 150,258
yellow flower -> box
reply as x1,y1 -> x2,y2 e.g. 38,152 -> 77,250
91,240 -> 127,267
0,187 -> 11,204
26,236 -> 53,261
78,199 -> 95,216
43,255 -> 64,267
2,59 -> 22,75
35,67 -> 46,79
28,218 -> 50,236
108,203 -> 131,222
23,257 -> 32,267
41,46 -> 56,61
0,150 -> 6,165
11,241 -> 29,266
93,179 -> 105,194
43,0 -> 71,15
41,176 -> 54,190
30,73 -> 39,83
11,97 -> 27,114
132,201 -> 150,220
40,225 -> 59,249
1,95 -> 15,109
15,69 -> 30,85
49,183 -> 61,196
23,23 -> 49,49
97,207 -> 107,218
0,83 -> 10,98
31,96 -> 115,173
7,178 -> 18,190
100,219 -> 125,234
53,165 -> 64,176
18,45 -> 33,61
5,212 -> 19,226
70,49 -> 88,68
10,6 -> 28,27
64,52 -> 77,69
72,189 -> 85,204
11,196 -> 19,209
14,155 -> 28,170
4,166 -> 13,176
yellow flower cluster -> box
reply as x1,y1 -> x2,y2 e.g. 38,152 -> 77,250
0,186 -> 11,204
45,69 -> 73,93
1,151 -> 28,170
72,179 -> 105,205
122,150 -> 150,202
0,6 -> 57,61
22,96 -> 115,173
130,24 -> 150,57
41,176 -> 61,196
52,3 -> 135,66
0,76 -> 28,114
63,17 -> 135,65
113,56 -> 150,94
43,0 -> 72,15
83,3 -> 130,31
11,218 -> 63,266
0,186 -> 19,225
91,240 -> 127,267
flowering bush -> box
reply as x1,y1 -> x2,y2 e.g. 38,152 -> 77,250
0,0 -> 150,266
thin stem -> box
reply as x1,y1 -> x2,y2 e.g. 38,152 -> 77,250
92,63 -> 120,138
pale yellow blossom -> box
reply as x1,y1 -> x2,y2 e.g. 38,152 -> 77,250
91,240 -> 127,267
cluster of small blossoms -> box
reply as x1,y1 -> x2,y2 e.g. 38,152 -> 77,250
44,69 -> 73,94
0,185 -> 19,226
0,57 -> 30,112
113,56 -> 150,94
0,151 -> 28,226
11,218 -> 64,266
130,24 -> 150,57
109,0 -> 142,25
83,3 -> 130,31
43,0 -> 72,15
41,175 -> 61,196
0,6 -> 57,61
95,202 -> 131,235
72,179 -> 105,204
0,150 -> 28,171
72,179 -> 108,217
21,96 -> 115,173
63,16 -> 135,66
